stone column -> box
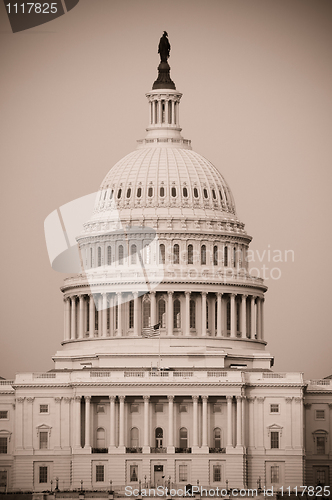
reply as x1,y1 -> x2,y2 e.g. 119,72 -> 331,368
26,397 -> 34,450
226,396 -> 233,448
247,397 -> 255,450
236,396 -> 243,447
167,291 -> 173,336
250,296 -> 256,338
15,398 -> 24,449
143,396 -> 150,452
109,396 -> 116,449
71,296 -> 76,340
64,297 -> 71,341
152,100 -> 156,124
151,291 -> 156,326
167,395 -> 174,452
241,294 -> 247,338
118,396 -> 125,449
202,395 -> 208,449
329,403 -> 332,455
54,397 -> 61,450
133,292 -> 139,336
171,100 -> 175,125
217,293 -> 222,337
116,293 -> 122,336
293,397 -> 303,449
62,397 -> 71,450
102,293 -> 108,337
256,298 -> 261,339
98,295 -> 102,337
165,98 -> 169,125
201,292 -> 207,337
284,397 -> 293,449
74,396 -> 82,449
256,397 -> 265,450
89,294 -> 95,338
192,396 -> 199,450
230,293 -> 236,338
158,100 -> 162,125
185,292 -> 190,335
84,396 -> 91,449
261,298 -> 265,340
79,295 -> 84,339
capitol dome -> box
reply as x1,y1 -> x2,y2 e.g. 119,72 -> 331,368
57,40 -> 270,372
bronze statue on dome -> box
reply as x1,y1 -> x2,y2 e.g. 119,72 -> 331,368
158,31 -> 170,62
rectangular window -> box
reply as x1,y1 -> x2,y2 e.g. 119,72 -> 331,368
213,465 -> 221,482
0,437 -> 7,454
155,404 -> 163,413
130,404 -> 139,413
316,436 -> 325,455
39,404 -> 48,414
96,405 -> 105,414
0,411 -> 8,419
271,465 -> 279,484
315,410 -> 325,420
270,404 -> 279,413
179,405 -> 187,413
271,431 -> 279,449
39,431 -> 48,449
96,465 -> 104,482
39,466 -> 48,484
130,465 -> 138,482
179,465 -> 187,482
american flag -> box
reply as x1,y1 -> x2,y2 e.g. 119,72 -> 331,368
141,323 -> 160,338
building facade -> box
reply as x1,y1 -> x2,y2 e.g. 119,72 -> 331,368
0,38 -> 331,493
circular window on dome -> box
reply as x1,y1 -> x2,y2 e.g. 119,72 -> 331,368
117,188 -> 122,199
183,187 -> 188,198
171,187 -> 177,197
160,186 -> 165,197
126,188 -> 131,198
203,188 -> 208,199
212,189 -> 216,200
137,187 -> 142,198
148,187 -> 153,197
194,187 -> 199,198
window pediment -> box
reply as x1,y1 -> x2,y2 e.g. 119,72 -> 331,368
313,429 -> 328,442
36,424 -> 52,436
267,424 -> 283,436
0,430 -> 12,441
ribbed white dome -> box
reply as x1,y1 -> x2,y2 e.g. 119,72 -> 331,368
94,146 -> 236,218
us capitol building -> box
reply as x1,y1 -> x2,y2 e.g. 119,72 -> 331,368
0,34 -> 331,493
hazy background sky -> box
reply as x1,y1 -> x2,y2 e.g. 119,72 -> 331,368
0,0 -> 331,380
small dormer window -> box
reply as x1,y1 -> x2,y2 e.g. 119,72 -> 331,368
137,187 -> 142,198
183,187 -> 188,198
117,189 -> 122,199
171,187 -> 177,197
194,188 -> 199,198
126,188 -> 131,198
160,186 -> 165,197
212,189 -> 216,200
148,187 -> 153,197
203,188 -> 208,199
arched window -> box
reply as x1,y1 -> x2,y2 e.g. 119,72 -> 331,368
183,187 -> 188,198
168,100 -> 172,124
203,188 -> 208,199
97,247 -> 102,267
215,300 -> 218,331
201,245 -> 206,265
194,187 -> 199,198
179,427 -> 188,449
188,244 -> 193,265
219,190 -> 223,203
95,303 -> 98,332
224,246 -> 228,267
118,245 -> 124,265
213,428 -> 221,448
148,187 -> 153,197
190,300 -> 196,329
129,300 -> 134,329
226,299 -> 230,334
206,301 -> 209,330
213,245 -> 218,266
236,300 -> 240,334
233,246 -> 236,267
171,187 -> 177,197
173,299 -> 181,328
117,188 -> 122,199
143,300 -> 151,328
130,244 -> 137,265
155,427 -> 163,448
130,427 -> 139,448
137,187 -> 142,198
109,190 -> 114,200
173,244 -> 180,264
96,428 -> 105,449
107,246 -> 112,265
126,188 -> 131,198
160,186 -> 165,197
115,304 -> 118,330
159,244 -> 165,264
212,189 -> 217,200
158,299 -> 166,328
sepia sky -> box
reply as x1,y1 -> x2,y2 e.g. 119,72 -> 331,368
0,0 -> 331,380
